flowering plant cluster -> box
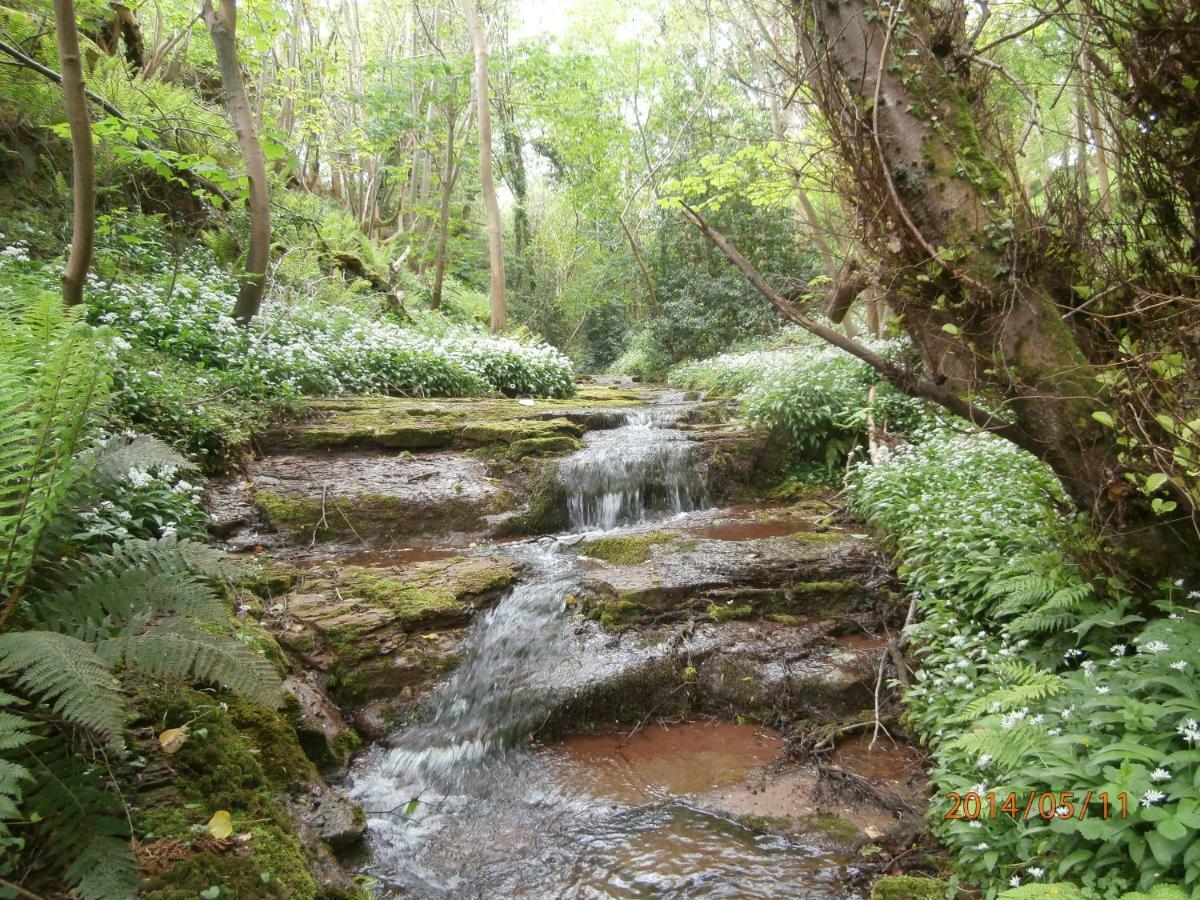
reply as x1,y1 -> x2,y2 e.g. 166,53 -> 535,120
72,433 -> 209,553
75,251 -> 574,399
0,229 -> 574,467
846,430 -> 1200,898
669,335 -> 929,467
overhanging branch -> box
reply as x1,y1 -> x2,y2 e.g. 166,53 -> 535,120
679,202 -> 1045,457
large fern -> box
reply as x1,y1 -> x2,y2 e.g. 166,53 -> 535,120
97,616 -> 282,707
0,294 -> 108,612
0,294 -> 280,897
0,631 -> 127,751
19,732 -> 137,900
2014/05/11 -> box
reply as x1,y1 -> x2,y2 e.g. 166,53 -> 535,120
945,791 -> 1129,821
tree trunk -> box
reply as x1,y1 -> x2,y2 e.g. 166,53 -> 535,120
52,0 -> 94,308
744,0 -> 1197,570
431,114 -> 458,311
203,0 -> 270,325
464,0 -> 506,333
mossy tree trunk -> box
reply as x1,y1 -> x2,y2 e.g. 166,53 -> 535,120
766,0 -> 1197,571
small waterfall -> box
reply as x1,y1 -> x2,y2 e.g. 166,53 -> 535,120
370,545 -> 575,788
559,409 -> 708,531
349,400 -> 720,894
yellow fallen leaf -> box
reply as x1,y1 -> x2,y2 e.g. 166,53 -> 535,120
421,633 -> 440,640
206,810 -> 233,840
158,728 -> 188,755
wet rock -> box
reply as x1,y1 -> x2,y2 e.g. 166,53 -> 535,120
243,450 -> 509,544
693,622 -> 881,720
265,391 -> 649,453
279,782 -> 365,895
575,526 -> 882,627
268,555 -> 517,710
283,675 -> 359,772
282,780 -> 366,850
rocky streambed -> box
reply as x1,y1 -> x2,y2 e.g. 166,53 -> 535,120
210,382 -> 928,898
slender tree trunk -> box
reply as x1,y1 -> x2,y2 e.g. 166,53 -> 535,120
203,0 -> 270,325
464,0 -> 506,333
431,114 -> 458,310
53,0 -> 94,308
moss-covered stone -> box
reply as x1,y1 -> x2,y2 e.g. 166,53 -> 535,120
597,598 -> 644,630
707,601 -> 754,622
129,684 -> 361,898
580,532 -> 675,565
870,875 -> 948,900
508,435 -> 582,457
244,560 -> 303,599
267,394 -> 641,453
494,460 -> 569,536
253,488 -> 496,544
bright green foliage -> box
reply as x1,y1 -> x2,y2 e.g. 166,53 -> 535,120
0,290 -> 109,603
0,292 -> 283,897
847,431 -> 1200,898
670,330 -> 929,470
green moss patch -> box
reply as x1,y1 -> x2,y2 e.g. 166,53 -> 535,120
129,685 -> 343,899
870,875 -> 947,900
581,532 -> 675,565
707,601 -> 754,622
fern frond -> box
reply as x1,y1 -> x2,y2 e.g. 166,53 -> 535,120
89,433 -> 195,480
0,690 -> 35,829
962,661 -> 1065,719
950,721 -> 1044,770
109,535 -> 249,581
33,568 -> 226,634
21,733 -> 135,900
0,632 -> 126,751
97,617 -> 282,708
0,302 -> 108,602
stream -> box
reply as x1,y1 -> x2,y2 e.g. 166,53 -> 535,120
343,400 -> 870,898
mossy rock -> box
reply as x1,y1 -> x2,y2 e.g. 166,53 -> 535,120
268,394 -> 641,453
253,488 -> 497,544
707,601 -> 754,622
596,598 -> 646,630
494,460 -> 569,536
580,532 -> 675,565
129,684 -> 359,898
508,435 -> 582,457
870,875 -> 948,900
244,560 -> 302,599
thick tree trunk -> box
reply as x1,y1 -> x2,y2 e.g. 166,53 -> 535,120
52,0 -> 94,308
763,0 -> 1198,570
464,0 -> 507,333
203,0 -> 270,325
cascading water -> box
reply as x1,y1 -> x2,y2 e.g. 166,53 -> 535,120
560,409 -> 708,531
345,399 -> 861,898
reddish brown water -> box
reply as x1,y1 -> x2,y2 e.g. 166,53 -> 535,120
832,732 -> 926,783
681,504 -> 844,542
547,720 -> 783,804
293,545 -> 460,568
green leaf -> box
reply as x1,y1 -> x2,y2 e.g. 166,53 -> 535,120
1092,410 -> 1116,428
1145,473 -> 1169,492
941,323 -> 960,336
